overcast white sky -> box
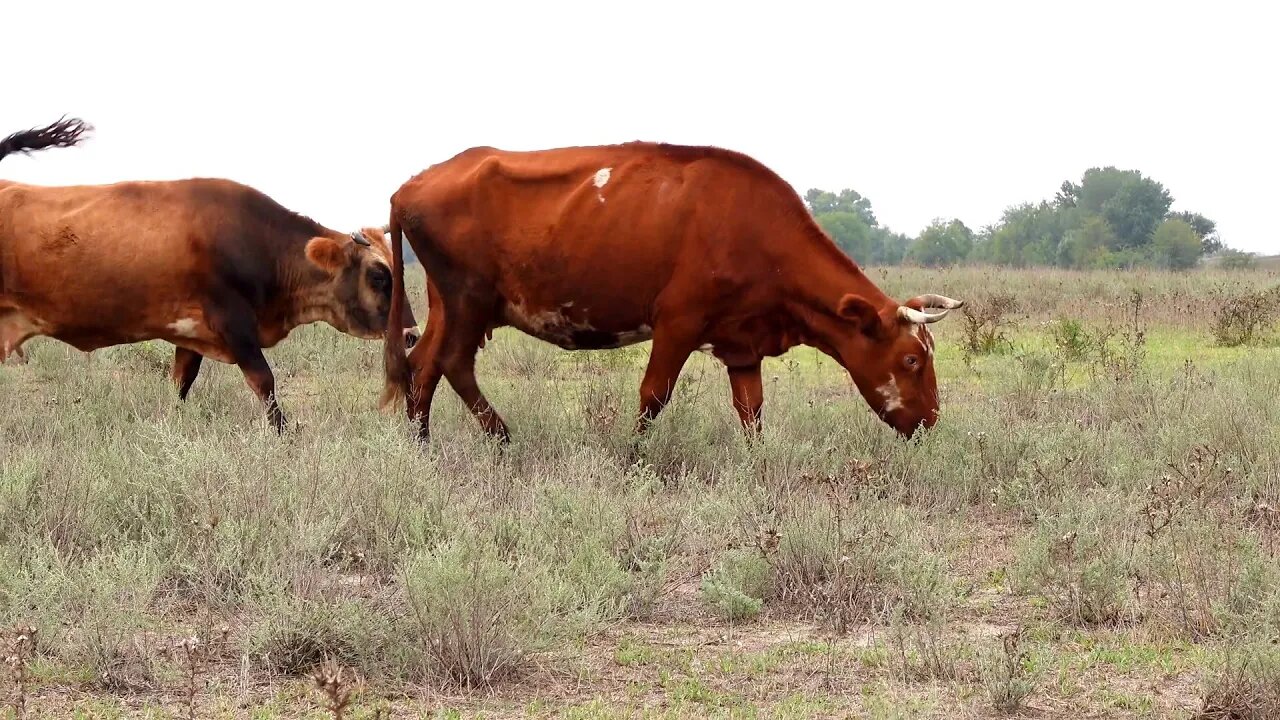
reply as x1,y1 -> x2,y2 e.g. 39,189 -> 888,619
4,1 -> 1277,253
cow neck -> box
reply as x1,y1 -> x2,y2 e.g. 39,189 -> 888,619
782,228 -> 897,357
274,250 -> 344,334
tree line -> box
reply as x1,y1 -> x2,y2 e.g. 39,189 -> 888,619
805,167 -> 1249,270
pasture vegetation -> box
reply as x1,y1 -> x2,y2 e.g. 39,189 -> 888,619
2,265 -> 1280,719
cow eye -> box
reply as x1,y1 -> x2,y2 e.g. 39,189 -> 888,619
367,267 -> 391,293
904,354 -> 920,369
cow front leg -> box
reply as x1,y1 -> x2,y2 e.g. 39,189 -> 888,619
213,308 -> 287,433
406,315 -> 444,444
171,348 -> 204,400
727,362 -> 764,435
634,321 -> 701,434
234,345 -> 285,433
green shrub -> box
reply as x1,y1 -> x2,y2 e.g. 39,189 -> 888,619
401,536 -> 548,688
700,548 -> 769,621
1196,643 -> 1280,720
1012,498 -> 1133,626
248,596 -> 396,677
979,628 -> 1038,715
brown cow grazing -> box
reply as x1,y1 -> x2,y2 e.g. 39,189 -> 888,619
1,117 -> 419,432
380,142 -> 963,442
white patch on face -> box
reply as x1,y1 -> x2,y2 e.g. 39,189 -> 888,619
167,318 -> 200,338
698,343 -> 715,353
593,167 -> 612,203
911,323 -> 934,357
876,375 -> 904,413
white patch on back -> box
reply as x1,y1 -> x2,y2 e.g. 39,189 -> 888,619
167,318 -> 200,338
593,167 -> 612,203
876,376 -> 904,413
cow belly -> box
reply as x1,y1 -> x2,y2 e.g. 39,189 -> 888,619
0,300 -> 233,362
502,302 -> 653,350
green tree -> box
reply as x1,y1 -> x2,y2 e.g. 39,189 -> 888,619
1101,176 -> 1172,249
907,219 -> 973,267
870,227 -> 911,265
982,202 -> 1075,267
1168,210 -> 1222,254
1058,215 -> 1115,269
804,188 -> 877,227
1076,167 -> 1132,214
1150,218 -> 1202,270
816,211 -> 874,261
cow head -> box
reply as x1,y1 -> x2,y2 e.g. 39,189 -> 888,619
303,228 -> 420,346
833,293 -> 963,438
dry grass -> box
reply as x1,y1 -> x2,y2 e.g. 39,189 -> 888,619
1,266 -> 1279,717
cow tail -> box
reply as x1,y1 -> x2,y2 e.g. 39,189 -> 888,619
0,116 -> 92,164
380,207 -> 411,412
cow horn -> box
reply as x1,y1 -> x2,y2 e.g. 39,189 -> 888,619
898,306 -> 951,324
908,294 -> 964,310
350,230 -> 371,247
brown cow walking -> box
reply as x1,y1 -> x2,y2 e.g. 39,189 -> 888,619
1,117 -> 419,431
381,142 -> 962,442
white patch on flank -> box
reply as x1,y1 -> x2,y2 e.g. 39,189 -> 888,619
593,167 -> 612,203
614,324 -> 654,346
876,376 -> 904,413
167,318 -> 200,338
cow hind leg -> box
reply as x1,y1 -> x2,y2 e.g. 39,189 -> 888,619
437,300 -> 510,442
171,348 -> 204,400
405,314 -> 445,443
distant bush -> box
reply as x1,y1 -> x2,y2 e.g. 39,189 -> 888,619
1211,286 -> 1280,347
959,293 -> 1019,356
1216,248 -> 1258,271
1048,317 -> 1094,361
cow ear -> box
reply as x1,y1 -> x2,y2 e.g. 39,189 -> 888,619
837,293 -> 884,337
305,237 -> 349,274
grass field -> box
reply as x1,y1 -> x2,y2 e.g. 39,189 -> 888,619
3,265 -> 1280,719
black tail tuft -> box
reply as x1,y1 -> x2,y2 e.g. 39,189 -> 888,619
0,116 -> 93,164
